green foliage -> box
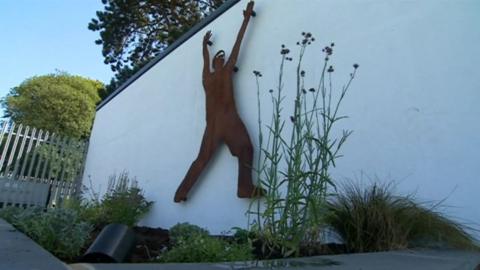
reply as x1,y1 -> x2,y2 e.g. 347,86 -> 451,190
64,172 -> 153,227
2,72 -> 102,138
101,171 -> 153,227
0,206 -> 22,222
101,187 -> 152,227
159,235 -> 253,263
325,181 -> 479,252
157,223 -> 253,263
232,227 -> 255,245
0,207 -> 92,260
169,222 -> 209,244
88,0 -> 226,99
36,140 -> 86,182
408,206 -> 479,250
62,197 -> 104,229
249,33 -> 358,258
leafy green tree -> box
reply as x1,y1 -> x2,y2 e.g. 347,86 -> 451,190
2,73 -> 103,138
88,0 -> 226,99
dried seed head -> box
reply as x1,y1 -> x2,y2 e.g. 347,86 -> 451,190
324,46 -> 333,55
253,70 -> 262,77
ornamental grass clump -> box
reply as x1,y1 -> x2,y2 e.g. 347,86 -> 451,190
249,32 -> 359,258
325,181 -> 479,252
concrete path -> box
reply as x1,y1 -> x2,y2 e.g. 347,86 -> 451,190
1,218 -> 478,270
0,218 -> 69,270
70,249 -> 480,270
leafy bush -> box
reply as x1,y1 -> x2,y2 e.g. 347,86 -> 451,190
64,172 -> 153,227
157,223 -> 253,263
325,181 -> 478,252
62,197 -> 105,228
0,206 -> 22,222
232,227 -> 255,245
249,32 -> 358,257
101,172 -> 153,227
101,186 -> 152,227
0,207 -> 92,260
159,235 -> 253,263
169,222 -> 209,244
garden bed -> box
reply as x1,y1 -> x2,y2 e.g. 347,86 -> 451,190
3,220 -> 478,270
79,225 -> 347,263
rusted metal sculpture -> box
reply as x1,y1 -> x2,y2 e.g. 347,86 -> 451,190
174,1 -> 263,203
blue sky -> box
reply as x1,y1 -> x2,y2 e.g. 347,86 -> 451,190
0,1 -> 113,99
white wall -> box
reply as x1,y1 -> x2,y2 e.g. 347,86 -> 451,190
84,0 -> 480,235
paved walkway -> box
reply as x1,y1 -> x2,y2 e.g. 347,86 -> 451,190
0,218 -> 69,270
70,250 -> 480,270
1,218 -> 478,270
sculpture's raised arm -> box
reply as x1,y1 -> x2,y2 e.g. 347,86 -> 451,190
203,30 -> 212,77
226,1 -> 254,69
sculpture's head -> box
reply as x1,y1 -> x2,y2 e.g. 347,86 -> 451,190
213,50 -> 226,70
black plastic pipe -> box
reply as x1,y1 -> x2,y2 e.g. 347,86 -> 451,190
82,224 -> 136,263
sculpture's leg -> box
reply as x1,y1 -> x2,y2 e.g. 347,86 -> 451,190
174,126 -> 218,202
225,118 -> 265,198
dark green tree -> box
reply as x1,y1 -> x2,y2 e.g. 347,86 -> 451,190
89,0 -> 226,99
2,73 -> 103,138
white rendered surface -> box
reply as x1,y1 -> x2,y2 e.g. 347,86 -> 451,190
84,0 -> 480,235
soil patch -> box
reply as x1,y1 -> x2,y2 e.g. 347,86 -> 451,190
130,226 -> 170,262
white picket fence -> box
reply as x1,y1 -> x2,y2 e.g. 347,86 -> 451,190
0,121 -> 88,208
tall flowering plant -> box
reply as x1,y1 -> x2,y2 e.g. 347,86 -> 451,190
249,32 -> 359,258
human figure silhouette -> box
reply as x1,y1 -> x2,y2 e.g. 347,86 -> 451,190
174,1 -> 263,203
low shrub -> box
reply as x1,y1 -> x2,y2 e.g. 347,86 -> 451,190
101,188 -> 152,227
157,223 -> 253,263
0,206 -> 22,222
64,172 -> 153,227
325,181 -> 478,252
232,227 -> 256,245
0,207 -> 92,260
101,172 -> 153,227
169,222 -> 209,244
62,197 -> 104,228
